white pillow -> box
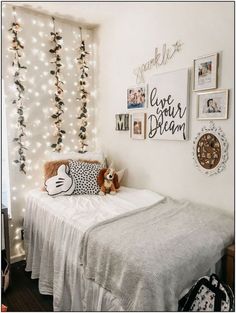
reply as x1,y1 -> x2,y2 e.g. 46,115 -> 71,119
46,151 -> 105,163
117,168 -> 126,184
108,161 -> 126,184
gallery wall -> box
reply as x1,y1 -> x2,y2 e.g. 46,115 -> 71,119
95,2 -> 234,212
2,4 -> 95,261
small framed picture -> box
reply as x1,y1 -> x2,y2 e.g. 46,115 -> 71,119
131,113 -> 146,139
197,89 -> 228,120
115,114 -> 129,131
127,85 -> 146,109
193,53 -> 218,91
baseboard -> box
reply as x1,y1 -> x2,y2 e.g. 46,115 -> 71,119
10,253 -> 26,264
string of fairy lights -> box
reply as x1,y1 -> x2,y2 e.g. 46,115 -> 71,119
49,16 -> 66,152
76,27 -> 90,153
6,7 -> 94,175
8,11 -> 28,174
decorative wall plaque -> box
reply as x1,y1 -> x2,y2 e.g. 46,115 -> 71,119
193,122 -> 228,176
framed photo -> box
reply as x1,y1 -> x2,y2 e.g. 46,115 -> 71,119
193,53 -> 218,91
131,113 -> 146,139
197,90 -> 228,120
115,114 -> 129,131
127,85 -> 146,109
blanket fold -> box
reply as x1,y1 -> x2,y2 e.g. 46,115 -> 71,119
80,197 -> 233,311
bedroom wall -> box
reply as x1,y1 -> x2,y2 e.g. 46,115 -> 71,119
2,4 -> 95,262
95,2 -> 234,213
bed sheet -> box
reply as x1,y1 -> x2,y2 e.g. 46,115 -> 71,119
24,186 -> 164,311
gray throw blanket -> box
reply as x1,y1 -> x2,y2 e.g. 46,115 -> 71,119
80,197 -> 233,311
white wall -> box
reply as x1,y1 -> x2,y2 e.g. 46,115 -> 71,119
96,2 -> 234,212
2,4 -> 95,261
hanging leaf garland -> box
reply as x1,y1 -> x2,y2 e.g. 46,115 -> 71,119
49,17 -> 65,152
9,14 -> 27,174
76,27 -> 89,153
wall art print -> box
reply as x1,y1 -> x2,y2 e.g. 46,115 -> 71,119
147,68 -> 189,141
193,122 -> 228,176
115,114 -> 129,131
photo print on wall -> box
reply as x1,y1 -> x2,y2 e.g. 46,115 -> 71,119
131,113 -> 146,140
147,68 -> 189,141
197,89 -> 228,120
115,114 -> 129,131
193,53 -> 218,91
127,85 -> 146,109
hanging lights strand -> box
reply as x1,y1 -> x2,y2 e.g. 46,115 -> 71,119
9,8 -> 27,174
76,27 -> 89,153
49,16 -> 66,152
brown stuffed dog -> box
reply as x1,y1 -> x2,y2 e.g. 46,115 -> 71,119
97,168 -> 120,195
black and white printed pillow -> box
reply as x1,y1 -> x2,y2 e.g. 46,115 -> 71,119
69,160 -> 103,195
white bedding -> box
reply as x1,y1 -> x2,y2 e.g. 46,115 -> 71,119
24,186 -> 164,311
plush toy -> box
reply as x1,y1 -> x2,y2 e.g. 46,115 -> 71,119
97,168 -> 120,195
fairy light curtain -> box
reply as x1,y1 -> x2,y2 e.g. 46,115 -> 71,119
8,8 -> 27,174
3,4 -> 94,260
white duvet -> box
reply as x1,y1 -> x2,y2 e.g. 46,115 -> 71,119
24,187 -> 164,311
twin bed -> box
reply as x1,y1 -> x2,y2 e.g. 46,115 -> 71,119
24,186 -> 233,311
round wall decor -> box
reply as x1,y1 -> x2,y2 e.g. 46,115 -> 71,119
193,122 -> 228,176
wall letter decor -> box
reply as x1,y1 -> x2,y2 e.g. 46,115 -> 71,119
133,41 -> 183,84
147,68 -> 189,141
115,114 -> 129,131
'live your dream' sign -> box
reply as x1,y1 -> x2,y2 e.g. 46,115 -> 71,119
147,68 -> 189,141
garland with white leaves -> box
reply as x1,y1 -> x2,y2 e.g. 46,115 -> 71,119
76,27 -> 89,153
49,17 -> 66,152
9,16 -> 27,174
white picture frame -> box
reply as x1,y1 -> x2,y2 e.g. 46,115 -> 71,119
193,53 -> 218,91
197,89 -> 228,120
127,85 -> 147,110
130,113 -> 146,140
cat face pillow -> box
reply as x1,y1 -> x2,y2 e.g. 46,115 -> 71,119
45,164 -> 75,196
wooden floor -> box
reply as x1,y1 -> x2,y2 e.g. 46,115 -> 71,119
2,261 -> 53,312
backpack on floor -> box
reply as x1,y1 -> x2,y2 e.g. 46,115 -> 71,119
178,274 -> 234,311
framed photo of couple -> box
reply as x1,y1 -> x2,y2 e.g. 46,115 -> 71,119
197,89 -> 228,120
193,53 -> 218,91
